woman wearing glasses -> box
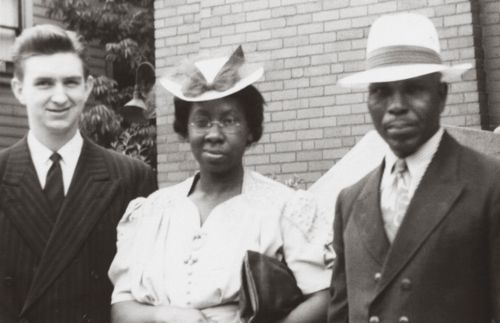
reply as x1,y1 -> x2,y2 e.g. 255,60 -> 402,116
108,46 -> 331,323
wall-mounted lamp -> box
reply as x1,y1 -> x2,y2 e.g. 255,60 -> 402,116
121,62 -> 156,123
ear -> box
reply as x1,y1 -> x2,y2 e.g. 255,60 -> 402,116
84,75 -> 94,100
246,133 -> 254,147
438,82 -> 448,114
10,77 -> 26,105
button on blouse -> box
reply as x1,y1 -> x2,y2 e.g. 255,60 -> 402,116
109,170 -> 331,322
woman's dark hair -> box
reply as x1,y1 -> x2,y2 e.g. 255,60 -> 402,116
173,85 -> 265,145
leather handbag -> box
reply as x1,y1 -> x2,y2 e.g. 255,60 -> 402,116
239,250 -> 303,323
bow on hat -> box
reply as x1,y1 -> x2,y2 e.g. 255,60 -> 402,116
181,46 -> 245,98
160,46 -> 264,102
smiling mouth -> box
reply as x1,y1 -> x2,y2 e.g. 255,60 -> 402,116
203,150 -> 226,159
47,107 -> 70,113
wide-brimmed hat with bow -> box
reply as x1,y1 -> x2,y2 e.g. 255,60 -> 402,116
160,46 -> 263,102
338,12 -> 472,88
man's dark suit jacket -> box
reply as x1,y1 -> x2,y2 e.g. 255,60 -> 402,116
328,132 -> 500,323
0,137 -> 157,323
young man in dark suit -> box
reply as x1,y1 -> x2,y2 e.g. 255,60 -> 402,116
0,24 -> 157,323
328,13 -> 500,323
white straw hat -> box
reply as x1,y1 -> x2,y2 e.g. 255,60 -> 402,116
338,13 -> 472,88
160,46 -> 264,102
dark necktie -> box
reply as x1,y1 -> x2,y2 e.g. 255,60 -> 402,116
44,152 -> 65,216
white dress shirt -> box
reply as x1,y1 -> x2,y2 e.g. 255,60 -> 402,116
27,131 -> 84,195
380,128 -> 444,238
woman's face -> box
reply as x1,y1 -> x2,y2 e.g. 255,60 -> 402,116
188,97 -> 253,175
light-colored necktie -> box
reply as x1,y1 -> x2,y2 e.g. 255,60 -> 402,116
384,159 -> 410,242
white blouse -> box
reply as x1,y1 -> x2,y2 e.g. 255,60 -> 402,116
109,170 -> 332,323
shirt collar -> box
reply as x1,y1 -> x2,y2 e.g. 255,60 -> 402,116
381,128 -> 444,196
187,168 -> 254,196
405,127 -> 444,175
384,128 -> 444,176
58,131 -> 84,169
27,130 -> 84,167
27,131 -> 53,167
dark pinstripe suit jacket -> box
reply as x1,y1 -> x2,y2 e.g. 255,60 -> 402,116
0,137 -> 157,323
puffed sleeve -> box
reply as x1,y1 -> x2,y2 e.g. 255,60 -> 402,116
108,197 -> 146,304
280,190 -> 332,295
109,190 -> 173,305
108,197 -> 147,304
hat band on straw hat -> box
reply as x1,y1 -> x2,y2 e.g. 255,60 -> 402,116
367,45 -> 442,69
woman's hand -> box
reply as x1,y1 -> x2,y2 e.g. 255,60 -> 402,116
276,289 -> 329,323
156,306 -> 212,323
111,301 -> 212,323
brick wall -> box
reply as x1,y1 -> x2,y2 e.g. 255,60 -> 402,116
479,0 -> 500,129
154,0 -> 490,187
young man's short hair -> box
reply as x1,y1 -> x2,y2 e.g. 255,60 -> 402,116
12,24 -> 89,80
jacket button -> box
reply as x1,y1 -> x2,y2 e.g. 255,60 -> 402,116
4,276 -> 13,287
90,270 -> 100,280
401,278 -> 412,291
399,316 -> 409,323
374,272 -> 382,282
369,316 -> 380,323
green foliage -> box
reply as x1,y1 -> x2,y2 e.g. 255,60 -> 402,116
80,104 -> 122,148
112,123 -> 157,167
91,75 -> 122,107
45,0 -> 154,70
44,0 -> 156,170
283,175 -> 306,190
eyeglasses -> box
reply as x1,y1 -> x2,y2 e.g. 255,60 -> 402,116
189,116 -> 242,133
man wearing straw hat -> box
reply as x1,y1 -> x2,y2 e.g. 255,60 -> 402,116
328,13 -> 500,323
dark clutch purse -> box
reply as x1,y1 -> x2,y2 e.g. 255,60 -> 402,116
239,250 -> 303,323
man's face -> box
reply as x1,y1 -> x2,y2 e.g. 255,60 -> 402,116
367,73 -> 447,158
11,52 -> 93,143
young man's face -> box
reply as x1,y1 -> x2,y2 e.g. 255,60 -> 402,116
11,52 -> 93,143
367,73 -> 448,158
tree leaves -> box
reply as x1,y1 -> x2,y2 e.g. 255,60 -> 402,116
45,0 -> 157,170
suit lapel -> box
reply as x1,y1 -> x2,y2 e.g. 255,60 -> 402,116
0,138 -> 54,257
352,164 -> 391,266
376,133 -> 464,295
22,139 -> 120,314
